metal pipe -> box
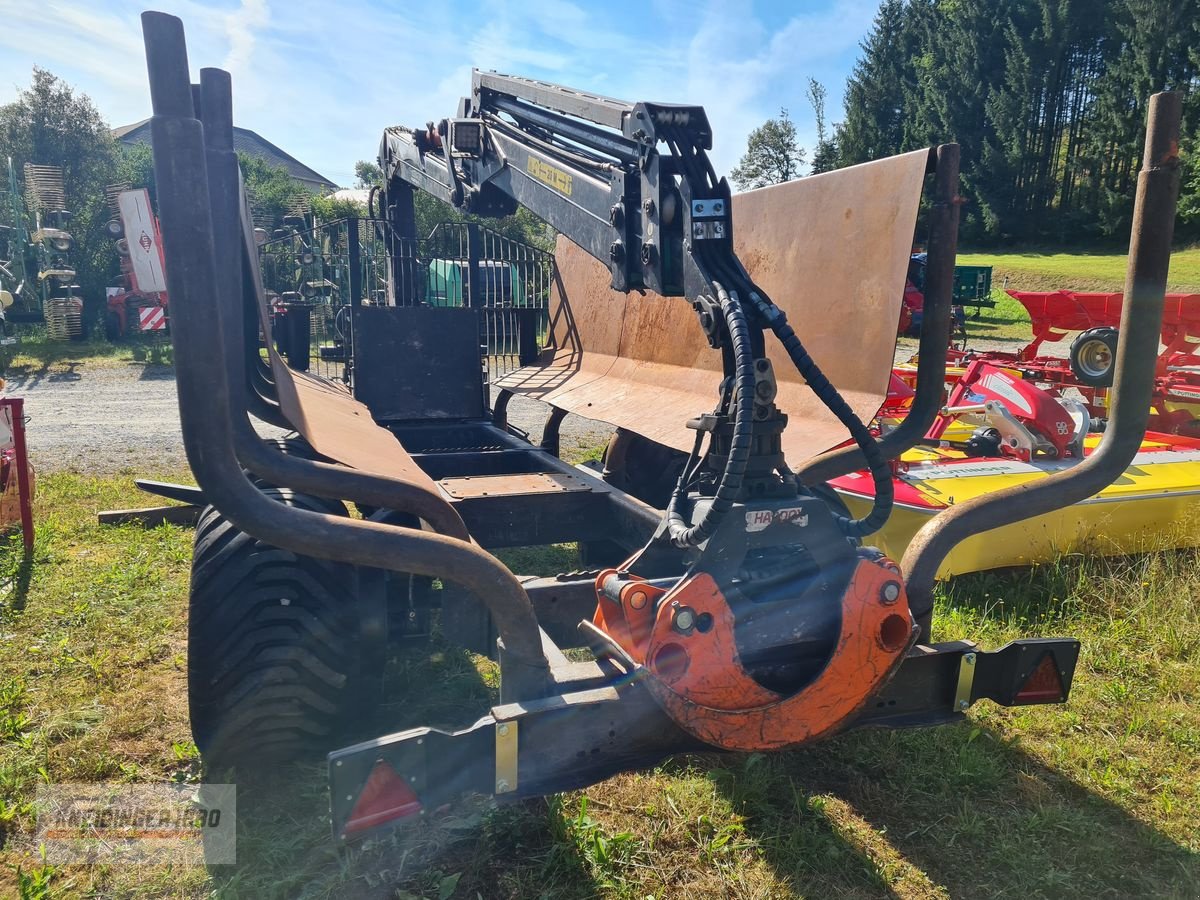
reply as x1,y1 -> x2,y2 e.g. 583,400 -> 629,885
142,11 -> 549,699
197,66 -> 469,541
901,92 -> 1183,628
796,144 -> 959,484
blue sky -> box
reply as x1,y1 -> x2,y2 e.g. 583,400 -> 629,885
0,0 -> 882,187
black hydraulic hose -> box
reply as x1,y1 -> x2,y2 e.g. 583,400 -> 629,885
666,282 -> 756,547
663,122 -> 892,536
749,293 -> 894,537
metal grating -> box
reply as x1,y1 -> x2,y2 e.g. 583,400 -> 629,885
23,164 -> 66,213
256,216 -> 554,386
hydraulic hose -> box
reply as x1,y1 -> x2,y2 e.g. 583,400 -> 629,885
666,282 -> 756,547
749,292 -> 894,537
663,122 -> 894,538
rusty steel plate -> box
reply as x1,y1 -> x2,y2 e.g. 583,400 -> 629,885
438,472 -> 594,499
496,148 -> 931,466
239,190 -> 443,497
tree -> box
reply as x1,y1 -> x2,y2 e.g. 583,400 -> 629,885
0,68 -> 119,320
806,79 -> 840,174
354,160 -> 383,189
239,153 -> 314,225
730,109 -> 806,190
838,0 -> 921,167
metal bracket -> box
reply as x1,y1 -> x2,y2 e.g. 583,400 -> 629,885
954,650 -> 977,711
495,719 -> 518,794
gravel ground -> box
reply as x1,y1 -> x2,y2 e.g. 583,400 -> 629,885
10,333 -> 1061,476
7,360 -> 613,475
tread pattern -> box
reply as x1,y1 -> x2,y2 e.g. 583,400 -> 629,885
188,489 -> 382,767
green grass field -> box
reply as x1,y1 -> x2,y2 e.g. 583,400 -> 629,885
958,246 -> 1200,294
0,474 -> 1197,899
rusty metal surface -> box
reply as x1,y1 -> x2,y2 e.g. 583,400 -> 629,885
496,149 -> 931,465
439,472 -> 594,499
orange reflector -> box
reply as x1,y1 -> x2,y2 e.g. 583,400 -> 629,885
343,760 -> 422,836
1015,653 -> 1064,703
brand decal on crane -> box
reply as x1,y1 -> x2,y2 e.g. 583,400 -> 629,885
526,157 -> 573,196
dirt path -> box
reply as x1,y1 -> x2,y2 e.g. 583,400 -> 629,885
6,360 -> 613,474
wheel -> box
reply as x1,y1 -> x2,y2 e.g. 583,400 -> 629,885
1069,326 -> 1118,387
188,489 -> 384,768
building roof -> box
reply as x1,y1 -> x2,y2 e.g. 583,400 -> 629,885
113,119 -> 337,192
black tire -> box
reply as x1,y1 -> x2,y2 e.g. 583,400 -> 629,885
1069,326 -> 1118,387
188,489 -> 383,768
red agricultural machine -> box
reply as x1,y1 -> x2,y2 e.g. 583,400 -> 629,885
896,289 -> 1200,437
139,11 -> 1182,842
104,186 -> 169,339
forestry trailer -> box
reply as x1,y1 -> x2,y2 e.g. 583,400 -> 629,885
138,12 -> 1181,840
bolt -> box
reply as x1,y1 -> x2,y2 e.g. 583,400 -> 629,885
609,241 -> 625,263
345,794 -> 353,802
335,760 -> 343,767
958,700 -> 969,711
280,597 -> 290,606
416,738 -> 424,745
964,652 -> 976,666
498,724 -> 509,737
695,202 -> 705,214
713,201 -> 724,213
610,204 -> 624,228
880,581 -> 901,605
643,198 -> 656,216
673,605 -> 696,633
755,380 -> 773,399
629,590 -> 648,610
496,779 -> 509,793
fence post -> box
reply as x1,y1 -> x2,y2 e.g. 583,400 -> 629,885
466,222 -> 481,308
347,217 -> 362,306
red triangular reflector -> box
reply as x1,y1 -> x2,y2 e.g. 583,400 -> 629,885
1015,653 -> 1064,703
343,760 -> 422,836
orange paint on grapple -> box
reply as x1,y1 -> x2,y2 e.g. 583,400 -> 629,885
594,559 -> 914,751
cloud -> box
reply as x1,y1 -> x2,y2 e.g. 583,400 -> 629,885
0,0 -> 880,187
222,0 -> 270,77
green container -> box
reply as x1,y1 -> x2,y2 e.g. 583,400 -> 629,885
426,259 -> 527,307
953,265 -> 993,306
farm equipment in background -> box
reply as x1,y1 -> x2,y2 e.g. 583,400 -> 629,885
140,13 -> 1181,843
894,289 -> 1200,437
1,158 -> 53,330
831,357 -> 1200,577
24,164 -> 84,340
0,394 -> 34,555
897,254 -> 992,339
104,186 -> 170,339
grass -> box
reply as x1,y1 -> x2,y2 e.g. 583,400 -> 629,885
0,472 -> 1198,898
1,328 -> 172,383
957,246 -> 1200,294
